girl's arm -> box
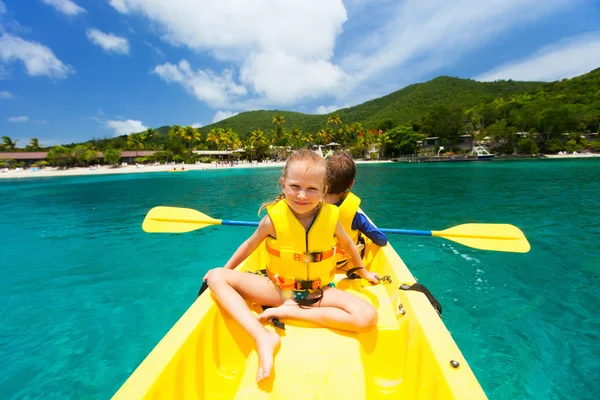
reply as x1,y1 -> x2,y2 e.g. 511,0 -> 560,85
203,216 -> 274,280
223,215 -> 275,270
335,222 -> 380,284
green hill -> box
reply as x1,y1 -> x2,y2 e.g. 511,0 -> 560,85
198,111 -> 328,138
337,77 -> 543,127
120,76 -> 544,145
193,76 -> 543,139
17,68 -> 599,152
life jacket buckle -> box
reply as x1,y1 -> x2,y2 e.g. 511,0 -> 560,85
295,279 -> 322,291
294,252 -> 321,263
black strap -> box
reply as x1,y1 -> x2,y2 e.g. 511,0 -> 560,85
261,306 -> 286,330
339,234 -> 367,279
400,283 -> 442,316
345,267 -> 363,280
357,233 -> 366,259
198,281 -> 208,297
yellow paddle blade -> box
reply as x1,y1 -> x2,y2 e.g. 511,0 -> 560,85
142,206 -> 222,233
432,223 -> 530,253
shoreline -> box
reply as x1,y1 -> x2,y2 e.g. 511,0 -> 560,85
0,160 -> 393,180
1,153 -> 598,180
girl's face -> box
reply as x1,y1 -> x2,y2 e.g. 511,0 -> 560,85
281,160 -> 327,217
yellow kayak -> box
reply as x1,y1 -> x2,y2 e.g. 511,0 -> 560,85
113,230 -> 487,399
168,169 -> 188,172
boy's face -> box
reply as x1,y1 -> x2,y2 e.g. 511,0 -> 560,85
281,160 -> 327,217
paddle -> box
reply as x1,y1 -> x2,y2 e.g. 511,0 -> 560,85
142,206 -> 530,253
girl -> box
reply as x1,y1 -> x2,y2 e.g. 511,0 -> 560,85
205,149 -> 380,383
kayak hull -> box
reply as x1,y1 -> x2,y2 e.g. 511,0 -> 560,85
113,228 -> 487,399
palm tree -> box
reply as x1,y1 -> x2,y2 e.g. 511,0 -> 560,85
300,131 -> 313,146
2,136 -> 19,151
327,113 -> 342,127
206,129 -> 220,151
272,114 -> 286,126
337,123 -> 353,148
26,138 -> 42,151
127,132 -> 145,157
143,128 -> 155,149
226,129 -> 241,150
168,125 -> 184,141
316,128 -> 331,145
271,114 -> 288,146
248,129 -> 267,161
215,128 -> 227,151
183,125 -> 202,157
350,122 -> 364,147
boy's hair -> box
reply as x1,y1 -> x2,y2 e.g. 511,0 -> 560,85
326,151 -> 356,195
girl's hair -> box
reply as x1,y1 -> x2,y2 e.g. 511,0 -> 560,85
259,149 -> 327,215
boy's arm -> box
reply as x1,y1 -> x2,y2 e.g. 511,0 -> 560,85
335,222 -> 380,284
352,212 -> 388,246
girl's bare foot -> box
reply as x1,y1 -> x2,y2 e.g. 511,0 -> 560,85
255,331 -> 280,382
257,303 -> 293,323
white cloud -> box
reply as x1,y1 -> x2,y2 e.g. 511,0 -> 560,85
0,90 -> 13,99
41,0 -> 86,16
191,122 -> 202,128
108,0 -> 128,13
153,60 -> 246,108
313,105 -> 340,115
338,0 -> 572,97
0,0 -> 6,14
109,0 -> 580,109
86,29 -> 129,54
0,34 -> 73,78
106,119 -> 147,136
212,111 -> 238,123
110,0 -> 348,105
144,41 -> 164,57
239,51 -> 348,104
8,115 -> 29,122
475,33 -> 600,82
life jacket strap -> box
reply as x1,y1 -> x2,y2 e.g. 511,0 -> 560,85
265,242 -> 336,263
266,267 -> 334,291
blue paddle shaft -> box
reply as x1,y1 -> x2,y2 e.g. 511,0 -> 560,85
377,228 -> 432,236
221,220 -> 259,227
221,220 -> 431,237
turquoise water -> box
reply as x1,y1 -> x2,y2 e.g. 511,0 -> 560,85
1,159 -> 599,399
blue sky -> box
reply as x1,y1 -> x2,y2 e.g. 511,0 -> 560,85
1,0 -> 599,147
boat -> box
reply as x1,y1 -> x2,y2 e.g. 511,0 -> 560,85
112,225 -> 488,399
168,168 -> 188,172
471,145 -> 495,160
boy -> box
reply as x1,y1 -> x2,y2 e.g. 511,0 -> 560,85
325,151 -> 388,277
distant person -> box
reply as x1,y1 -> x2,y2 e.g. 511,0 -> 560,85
204,149 -> 380,383
325,151 -> 388,277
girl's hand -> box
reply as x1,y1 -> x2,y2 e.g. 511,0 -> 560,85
356,268 -> 380,284
203,267 -> 221,282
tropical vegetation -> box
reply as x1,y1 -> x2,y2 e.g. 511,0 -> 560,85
1,67 -> 599,167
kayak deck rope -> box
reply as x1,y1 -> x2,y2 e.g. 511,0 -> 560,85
399,283 -> 442,316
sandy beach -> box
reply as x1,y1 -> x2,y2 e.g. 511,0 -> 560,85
0,160 -> 393,180
2,154 -> 597,179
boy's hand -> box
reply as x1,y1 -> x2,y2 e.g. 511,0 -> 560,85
356,268 -> 380,284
